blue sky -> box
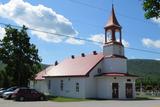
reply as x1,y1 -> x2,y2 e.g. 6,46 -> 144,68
0,0 -> 160,64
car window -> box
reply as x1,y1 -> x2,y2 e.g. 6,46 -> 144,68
31,89 -> 38,94
14,89 -> 19,93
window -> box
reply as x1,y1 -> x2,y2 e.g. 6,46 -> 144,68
76,83 -> 79,92
48,80 -> 51,90
127,79 -> 131,82
114,77 -> 117,79
60,80 -> 63,91
107,31 -> 112,42
97,68 -> 102,73
115,31 -> 120,42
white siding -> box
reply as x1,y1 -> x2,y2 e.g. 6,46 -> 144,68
97,77 -> 136,99
85,62 -> 103,98
29,80 -> 49,95
103,44 -> 124,56
97,77 -> 108,99
103,58 -> 127,73
46,77 -> 86,98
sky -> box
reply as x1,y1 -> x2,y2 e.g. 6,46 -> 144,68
0,0 -> 160,64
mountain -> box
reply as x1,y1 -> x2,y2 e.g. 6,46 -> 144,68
127,59 -> 160,82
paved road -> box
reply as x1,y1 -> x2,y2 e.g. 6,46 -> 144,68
0,98 -> 160,107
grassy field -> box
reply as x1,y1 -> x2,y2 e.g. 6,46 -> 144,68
48,95 -> 160,102
48,96 -> 90,102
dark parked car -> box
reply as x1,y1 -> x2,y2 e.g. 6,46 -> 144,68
12,88 -> 46,101
0,86 -> 18,98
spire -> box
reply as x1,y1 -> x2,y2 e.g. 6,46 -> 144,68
105,5 -> 121,29
104,5 -> 122,44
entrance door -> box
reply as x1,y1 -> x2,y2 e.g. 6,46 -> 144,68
126,83 -> 133,98
112,83 -> 119,98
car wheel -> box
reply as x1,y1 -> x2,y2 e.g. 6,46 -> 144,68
40,96 -> 45,101
19,97 -> 24,101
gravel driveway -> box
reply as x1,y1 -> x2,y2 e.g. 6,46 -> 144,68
0,98 -> 160,107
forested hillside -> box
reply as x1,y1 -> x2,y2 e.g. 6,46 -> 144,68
128,59 -> 160,80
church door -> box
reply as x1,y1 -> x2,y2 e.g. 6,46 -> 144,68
126,83 -> 133,98
112,83 -> 119,98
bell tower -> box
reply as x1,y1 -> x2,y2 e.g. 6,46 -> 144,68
103,5 -> 125,57
103,5 -> 127,73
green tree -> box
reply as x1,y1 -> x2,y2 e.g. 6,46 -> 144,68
0,25 -> 41,87
142,0 -> 160,19
0,70 -> 11,88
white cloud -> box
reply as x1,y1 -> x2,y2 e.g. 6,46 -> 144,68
89,34 -> 130,47
65,38 -> 85,45
89,34 -> 104,43
142,38 -> 160,48
122,39 -> 130,47
0,27 -> 5,40
0,0 -> 83,44
151,18 -> 160,25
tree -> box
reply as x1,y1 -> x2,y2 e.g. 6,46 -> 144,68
142,0 -> 160,19
0,25 -> 41,87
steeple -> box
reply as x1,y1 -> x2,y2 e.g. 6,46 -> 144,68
105,5 -> 121,28
103,4 -> 127,75
104,5 -> 122,44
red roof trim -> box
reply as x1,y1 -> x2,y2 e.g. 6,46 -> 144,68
95,72 -> 138,77
44,75 -> 88,78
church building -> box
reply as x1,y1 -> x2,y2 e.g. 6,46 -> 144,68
31,6 -> 138,99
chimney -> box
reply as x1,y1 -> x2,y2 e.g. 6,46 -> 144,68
71,55 -> 75,59
81,53 -> 85,57
55,61 -> 58,66
93,51 -> 97,55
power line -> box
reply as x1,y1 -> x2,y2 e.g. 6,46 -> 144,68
126,47 -> 160,55
68,0 -> 149,23
0,22 -> 160,55
0,22 -> 102,44
69,0 -> 107,12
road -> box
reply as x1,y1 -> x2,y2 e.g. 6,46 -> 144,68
0,98 -> 160,107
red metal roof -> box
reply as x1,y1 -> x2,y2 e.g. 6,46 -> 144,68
35,65 -> 54,80
44,53 -> 104,77
95,72 -> 138,77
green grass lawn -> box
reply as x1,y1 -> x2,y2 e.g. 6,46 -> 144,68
48,96 -> 91,102
48,95 -> 160,102
136,95 -> 160,100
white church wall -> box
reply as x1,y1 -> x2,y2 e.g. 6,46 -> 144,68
96,76 -> 136,99
103,58 -> 127,73
29,80 -> 49,95
103,44 -> 124,56
46,77 -> 86,98
85,62 -> 103,98
97,77 -> 108,99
